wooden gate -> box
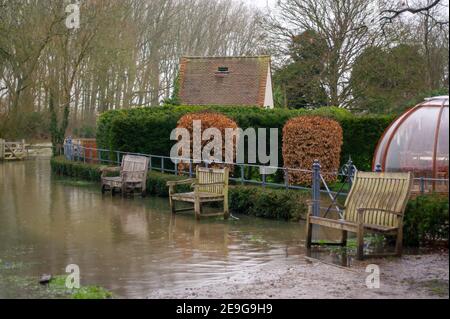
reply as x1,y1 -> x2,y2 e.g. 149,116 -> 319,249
0,139 -> 26,160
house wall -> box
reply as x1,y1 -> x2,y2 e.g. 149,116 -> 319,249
264,64 -> 274,109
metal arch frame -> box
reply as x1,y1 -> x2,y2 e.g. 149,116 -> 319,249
372,99 -> 449,176
432,99 -> 448,181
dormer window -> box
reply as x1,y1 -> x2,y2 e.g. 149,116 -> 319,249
215,66 -> 229,77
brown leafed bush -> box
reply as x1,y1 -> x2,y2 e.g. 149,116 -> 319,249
283,116 -> 343,185
176,111 -> 239,172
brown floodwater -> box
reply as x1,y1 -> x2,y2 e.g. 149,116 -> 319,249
0,159 -> 343,298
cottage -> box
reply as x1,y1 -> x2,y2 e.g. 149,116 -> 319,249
178,56 -> 274,109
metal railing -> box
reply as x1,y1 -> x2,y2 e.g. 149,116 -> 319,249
62,139 -> 449,219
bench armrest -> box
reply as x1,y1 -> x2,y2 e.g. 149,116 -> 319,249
166,178 -> 195,187
357,208 -> 403,216
122,170 -> 147,181
306,200 -> 345,209
101,166 -> 121,178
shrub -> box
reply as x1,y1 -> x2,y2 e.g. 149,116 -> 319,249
50,156 -> 104,181
283,116 -> 343,185
403,194 -> 449,247
175,111 -> 238,172
229,185 -> 309,221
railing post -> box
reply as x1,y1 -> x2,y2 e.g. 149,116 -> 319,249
116,151 -> 120,166
312,160 -> 321,217
347,158 -> 354,188
284,168 -> 289,190
375,163 -> 382,173
174,159 -> 178,176
189,160 -> 193,177
161,157 -> 165,173
420,177 -> 425,194
261,166 -> 266,188
240,165 -> 245,185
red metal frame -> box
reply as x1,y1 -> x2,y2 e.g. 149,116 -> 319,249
372,99 -> 449,177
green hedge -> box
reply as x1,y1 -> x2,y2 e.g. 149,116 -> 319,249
50,157 -> 105,181
50,156 -> 448,245
229,185 -> 308,221
97,105 -> 393,171
403,194 -> 449,247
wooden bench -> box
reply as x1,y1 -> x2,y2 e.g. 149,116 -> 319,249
306,171 -> 413,260
167,166 -> 229,220
101,155 -> 149,196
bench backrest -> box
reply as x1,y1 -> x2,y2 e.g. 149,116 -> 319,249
344,172 -> 413,227
196,167 -> 229,195
120,155 -> 149,183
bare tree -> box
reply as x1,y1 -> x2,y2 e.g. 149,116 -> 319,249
380,0 -> 448,27
262,0 -> 379,107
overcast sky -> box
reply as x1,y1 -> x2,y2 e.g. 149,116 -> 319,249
244,0 -> 276,10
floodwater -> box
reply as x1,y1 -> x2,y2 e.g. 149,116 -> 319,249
0,159 -> 344,298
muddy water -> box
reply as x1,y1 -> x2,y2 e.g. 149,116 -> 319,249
0,159 -> 339,298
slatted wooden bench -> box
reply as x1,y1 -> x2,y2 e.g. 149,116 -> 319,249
101,155 -> 149,196
167,166 -> 229,220
306,171 -> 413,260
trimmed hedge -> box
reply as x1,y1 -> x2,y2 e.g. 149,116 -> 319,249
340,115 -> 395,171
176,111 -> 239,172
50,157 -> 105,181
50,156 -> 449,246
97,105 -> 391,170
283,116 -> 343,185
403,194 -> 449,247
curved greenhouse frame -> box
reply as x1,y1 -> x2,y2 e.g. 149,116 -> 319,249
373,96 -> 449,193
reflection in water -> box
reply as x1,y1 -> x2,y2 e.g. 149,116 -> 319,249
0,159 -> 341,298
0,160 -> 340,297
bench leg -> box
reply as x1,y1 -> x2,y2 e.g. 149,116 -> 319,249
169,196 -> 176,214
194,199 -> 201,221
306,214 -> 313,249
341,230 -> 348,247
223,199 -> 229,220
356,223 -> 364,260
395,227 -> 403,257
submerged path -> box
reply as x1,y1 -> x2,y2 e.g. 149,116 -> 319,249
0,159 -> 447,299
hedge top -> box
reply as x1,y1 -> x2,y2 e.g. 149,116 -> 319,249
97,105 -> 395,171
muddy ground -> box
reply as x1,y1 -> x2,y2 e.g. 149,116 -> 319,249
148,252 -> 449,299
